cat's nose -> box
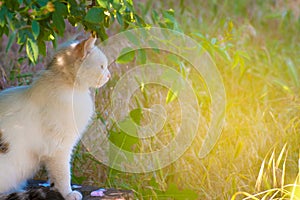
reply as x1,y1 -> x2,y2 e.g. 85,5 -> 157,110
107,72 -> 111,79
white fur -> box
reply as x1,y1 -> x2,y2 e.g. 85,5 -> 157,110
0,38 -> 110,200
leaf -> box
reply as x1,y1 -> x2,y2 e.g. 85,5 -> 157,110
134,14 -> 146,26
38,40 -> 46,56
151,10 -> 159,23
54,2 -> 68,16
109,129 -> 139,152
148,39 -> 160,53
5,31 -> 16,52
124,31 -> 139,46
96,25 -> 108,41
211,37 -> 217,45
129,108 -> 142,125
31,20 -> 40,39
124,0 -> 134,11
5,0 -> 20,10
0,6 -> 8,27
26,38 -> 39,63
161,183 -> 198,199
116,11 -> 124,26
84,7 -> 104,24
162,9 -> 175,23
137,49 -> 146,64
166,89 -> 178,104
52,12 -> 65,36
116,47 -> 135,64
232,53 -> 240,69
17,29 -> 28,45
96,0 -> 108,8
179,62 -> 187,78
111,1 -> 122,10
286,58 -> 299,87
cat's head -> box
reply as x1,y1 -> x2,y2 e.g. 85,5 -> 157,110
49,36 -> 110,89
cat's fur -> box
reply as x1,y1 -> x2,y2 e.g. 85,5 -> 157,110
0,36 -> 110,200
1,187 -> 64,200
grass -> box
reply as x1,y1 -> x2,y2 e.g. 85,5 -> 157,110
1,0 -> 300,199
231,145 -> 300,200
66,0 -> 300,199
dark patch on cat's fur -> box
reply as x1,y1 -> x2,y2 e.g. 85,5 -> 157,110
0,130 -> 9,154
3,187 -> 64,200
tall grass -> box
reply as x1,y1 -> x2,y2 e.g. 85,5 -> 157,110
70,0 -> 300,199
232,145 -> 300,199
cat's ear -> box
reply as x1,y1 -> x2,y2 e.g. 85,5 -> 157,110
75,36 -> 97,60
83,36 -> 97,55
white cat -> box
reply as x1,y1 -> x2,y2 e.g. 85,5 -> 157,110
0,36 -> 110,200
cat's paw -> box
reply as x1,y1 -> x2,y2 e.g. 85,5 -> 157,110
65,191 -> 82,200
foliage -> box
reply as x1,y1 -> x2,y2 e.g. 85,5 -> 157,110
0,0 -> 145,64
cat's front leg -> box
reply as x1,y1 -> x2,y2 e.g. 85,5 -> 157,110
44,150 -> 82,200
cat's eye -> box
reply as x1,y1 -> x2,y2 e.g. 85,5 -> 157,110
100,65 -> 104,69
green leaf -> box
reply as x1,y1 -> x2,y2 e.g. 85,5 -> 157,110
179,62 -> 187,78
96,24 -> 108,41
26,38 -> 39,63
5,31 -> 16,52
116,47 -> 135,64
84,7 -> 104,24
52,12 -> 65,36
129,108 -> 142,125
0,6 -> 8,27
5,0 -> 20,10
151,10 -> 159,23
162,9 -> 175,23
54,2 -> 68,16
124,0 -> 134,11
124,31 -> 139,46
17,29 -> 28,45
116,11 -> 123,26
38,40 -> 46,56
137,49 -> 146,64
31,20 -> 40,39
109,129 -> 139,152
162,183 -> 198,199
148,39 -> 160,53
134,14 -> 146,26
166,89 -> 178,104
111,1 -> 122,10
96,0 -> 108,8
